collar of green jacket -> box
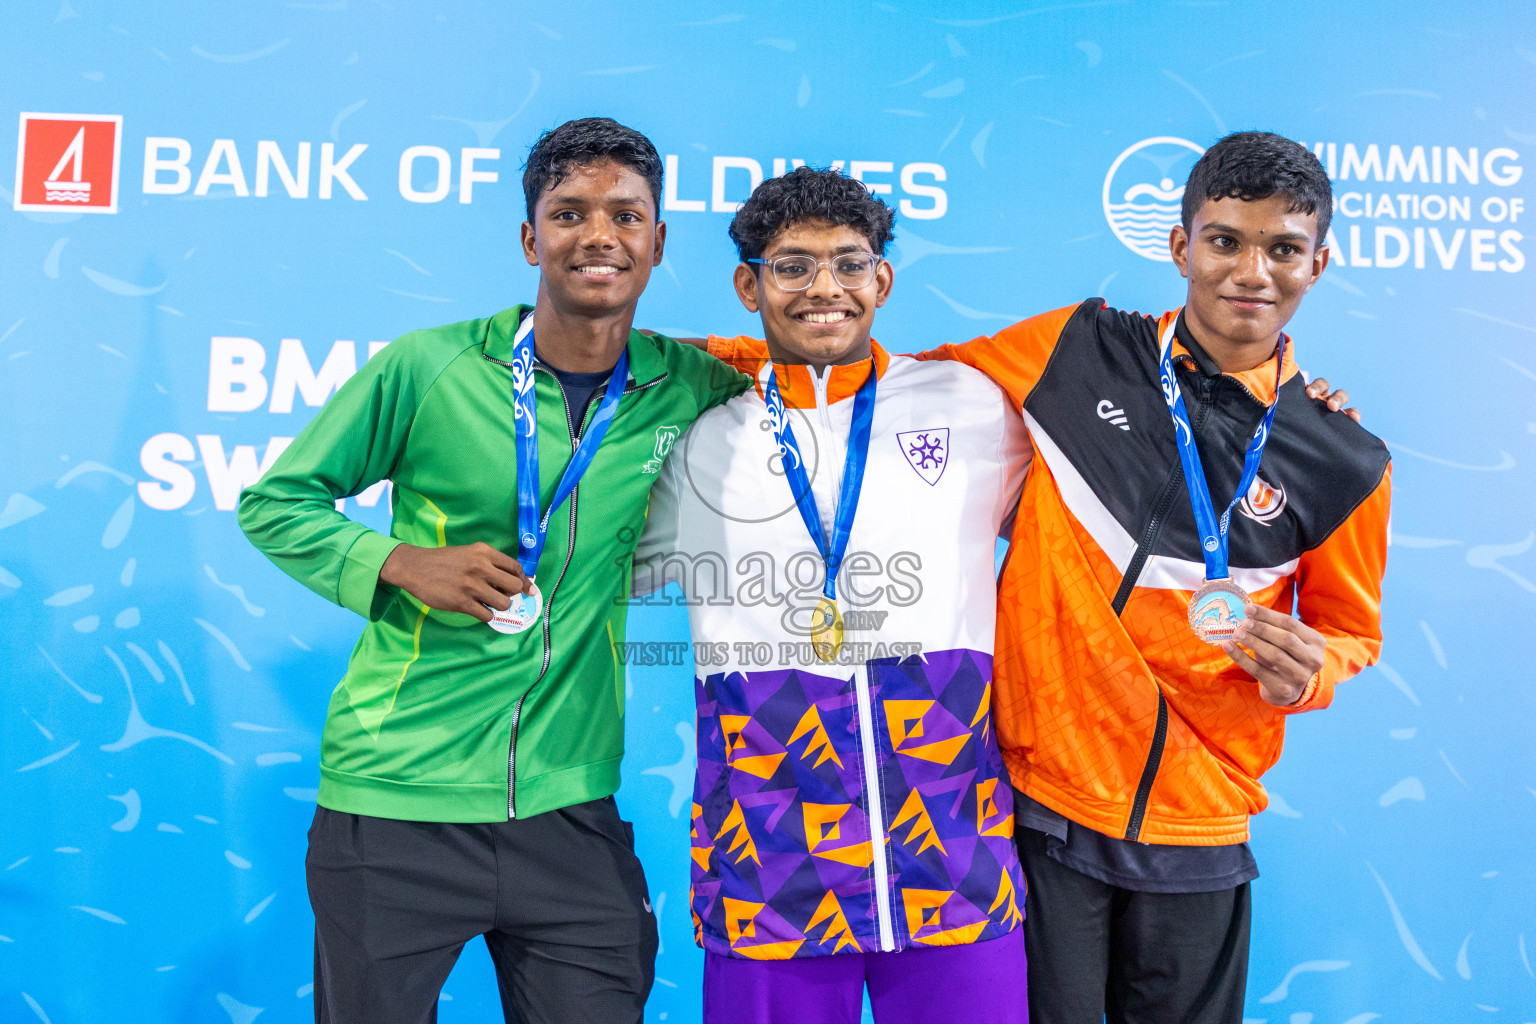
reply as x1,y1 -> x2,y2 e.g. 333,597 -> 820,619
483,304 -> 670,390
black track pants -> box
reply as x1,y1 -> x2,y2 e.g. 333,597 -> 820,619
1017,826 -> 1251,1024
306,797 -> 658,1024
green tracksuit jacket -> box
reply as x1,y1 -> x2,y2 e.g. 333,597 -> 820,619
238,304 -> 747,822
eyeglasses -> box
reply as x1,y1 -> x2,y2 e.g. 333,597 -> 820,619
747,252 -> 884,291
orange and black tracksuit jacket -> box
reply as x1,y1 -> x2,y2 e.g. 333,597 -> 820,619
921,299 -> 1391,846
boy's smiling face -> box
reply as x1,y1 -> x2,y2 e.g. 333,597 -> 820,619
733,219 -> 894,367
1170,193 -> 1328,366
521,157 -> 664,321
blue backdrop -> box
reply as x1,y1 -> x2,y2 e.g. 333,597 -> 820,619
4,3 -> 1535,1022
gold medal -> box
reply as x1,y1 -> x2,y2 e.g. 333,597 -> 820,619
1187,577 -> 1249,644
810,596 -> 844,663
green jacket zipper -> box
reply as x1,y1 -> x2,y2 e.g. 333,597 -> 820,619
501,360 -> 669,819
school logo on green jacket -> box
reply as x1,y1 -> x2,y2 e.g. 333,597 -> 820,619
642,424 -> 680,474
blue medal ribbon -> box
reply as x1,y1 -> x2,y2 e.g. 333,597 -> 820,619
512,317 -> 630,579
1156,317 -> 1284,582
763,360 -> 877,601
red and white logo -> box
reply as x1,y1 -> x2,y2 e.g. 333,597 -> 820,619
13,113 -> 122,213
1239,475 -> 1287,524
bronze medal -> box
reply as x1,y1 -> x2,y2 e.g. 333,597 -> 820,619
1187,577 -> 1249,645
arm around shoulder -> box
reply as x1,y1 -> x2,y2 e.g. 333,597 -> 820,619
914,301 -> 1085,408
656,332 -> 753,412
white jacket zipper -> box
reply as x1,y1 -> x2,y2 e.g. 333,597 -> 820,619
854,662 -> 896,951
812,366 -> 895,952
811,367 -> 843,527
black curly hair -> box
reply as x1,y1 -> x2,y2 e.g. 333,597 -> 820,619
522,117 -> 663,220
728,166 -> 896,263
1182,131 -> 1333,243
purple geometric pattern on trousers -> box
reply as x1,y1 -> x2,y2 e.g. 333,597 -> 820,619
690,649 -> 1023,960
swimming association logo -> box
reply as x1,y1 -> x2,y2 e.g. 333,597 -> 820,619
1238,475 -> 1287,524
14,113 -> 122,213
1102,137 -> 1205,262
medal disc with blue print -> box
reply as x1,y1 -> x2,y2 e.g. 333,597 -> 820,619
1187,578 -> 1248,644
488,581 -> 543,635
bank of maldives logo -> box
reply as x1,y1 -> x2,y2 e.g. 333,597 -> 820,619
1103,137 -> 1205,262
13,113 -> 122,213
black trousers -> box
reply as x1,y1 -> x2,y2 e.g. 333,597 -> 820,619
1017,827 -> 1251,1024
306,798 -> 658,1024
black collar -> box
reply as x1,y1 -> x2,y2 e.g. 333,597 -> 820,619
1173,312 -> 1221,378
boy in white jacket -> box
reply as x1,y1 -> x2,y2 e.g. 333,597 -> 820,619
633,168 -> 1031,1024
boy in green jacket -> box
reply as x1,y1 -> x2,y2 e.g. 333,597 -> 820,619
238,117 -> 745,1024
